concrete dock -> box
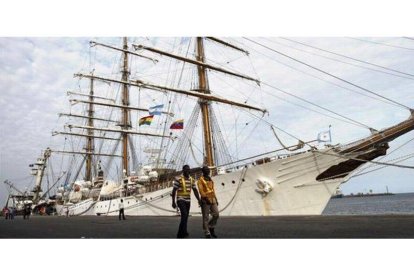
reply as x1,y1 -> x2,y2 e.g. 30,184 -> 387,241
1,215 -> 414,238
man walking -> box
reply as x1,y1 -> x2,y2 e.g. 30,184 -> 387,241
23,204 -> 31,220
197,166 -> 219,238
3,207 -> 9,220
9,207 -> 14,220
119,199 -> 126,220
171,164 -> 201,238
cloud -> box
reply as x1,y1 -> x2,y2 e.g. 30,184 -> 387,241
1,37 -> 413,206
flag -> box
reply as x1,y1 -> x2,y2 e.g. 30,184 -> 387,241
139,115 -> 154,126
170,119 -> 184,129
317,130 -> 331,142
149,104 -> 164,116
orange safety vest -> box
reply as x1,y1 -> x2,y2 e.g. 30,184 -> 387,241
197,176 -> 215,199
176,176 -> 194,197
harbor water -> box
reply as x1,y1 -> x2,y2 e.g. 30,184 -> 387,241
323,192 -> 414,215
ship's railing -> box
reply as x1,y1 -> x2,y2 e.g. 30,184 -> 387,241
216,149 -> 313,174
339,137 -> 371,150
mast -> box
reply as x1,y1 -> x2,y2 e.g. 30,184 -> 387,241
85,74 -> 94,181
73,74 -> 264,112
67,38 -> 264,172
121,37 -> 131,175
32,148 -> 51,203
196,37 -> 215,167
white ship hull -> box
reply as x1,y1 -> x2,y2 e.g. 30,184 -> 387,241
57,148 -> 354,216
56,198 -> 95,216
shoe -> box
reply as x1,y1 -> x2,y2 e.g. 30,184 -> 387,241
184,233 -> 189,238
209,228 -> 218,238
205,233 -> 211,238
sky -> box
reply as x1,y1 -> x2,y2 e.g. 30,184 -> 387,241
1,36 -> 413,207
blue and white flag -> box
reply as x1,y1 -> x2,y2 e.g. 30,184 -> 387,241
149,104 -> 164,116
317,130 -> 331,142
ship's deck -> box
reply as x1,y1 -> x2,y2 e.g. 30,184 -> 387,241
1,215 -> 413,238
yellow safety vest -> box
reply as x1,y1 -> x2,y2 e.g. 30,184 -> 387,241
177,176 -> 193,197
197,176 -> 215,198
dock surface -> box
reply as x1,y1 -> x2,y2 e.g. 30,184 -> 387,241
1,215 -> 414,238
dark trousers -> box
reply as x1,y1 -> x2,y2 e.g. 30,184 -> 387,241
119,208 -> 125,220
177,200 -> 190,238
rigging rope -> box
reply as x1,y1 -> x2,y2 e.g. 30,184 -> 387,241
214,66 -> 370,128
271,126 -> 305,151
310,117 -> 414,180
243,37 -> 412,111
210,105 -> 233,166
279,37 -> 414,79
99,193 -> 178,214
304,120 -> 414,180
168,103 -> 201,170
214,42 -> 377,130
316,152 -> 414,182
232,104 -> 414,179
128,139 -> 139,171
7,175 -> 33,182
352,136 -> 414,175
261,81 -> 376,130
159,38 -> 193,168
350,153 -> 414,178
72,156 -> 86,182
241,108 -> 314,149
348,37 -> 414,51
189,141 -> 203,167
218,166 -> 248,213
139,197 -> 177,214
317,150 -> 414,169
105,136 -> 121,176
69,200 -> 97,216
40,171 -> 68,200
46,171 -> 50,198
235,41 -> 405,112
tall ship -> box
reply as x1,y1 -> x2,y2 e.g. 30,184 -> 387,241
18,37 -> 413,216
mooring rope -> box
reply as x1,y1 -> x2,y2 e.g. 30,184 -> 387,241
218,166 -> 248,213
271,125 -> 305,152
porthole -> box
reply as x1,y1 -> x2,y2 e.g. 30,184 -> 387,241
232,180 -> 235,184
242,179 -> 245,182
221,183 -> 225,186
